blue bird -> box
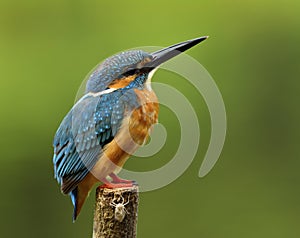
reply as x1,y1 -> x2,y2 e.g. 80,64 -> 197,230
52,36 -> 208,221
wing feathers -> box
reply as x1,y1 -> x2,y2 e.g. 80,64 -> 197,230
53,89 -> 138,194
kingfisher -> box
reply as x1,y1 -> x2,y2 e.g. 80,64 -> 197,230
53,36 -> 208,221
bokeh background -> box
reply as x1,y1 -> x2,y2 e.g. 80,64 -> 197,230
1,0 -> 299,237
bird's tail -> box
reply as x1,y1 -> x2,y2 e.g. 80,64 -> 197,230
70,186 -> 89,222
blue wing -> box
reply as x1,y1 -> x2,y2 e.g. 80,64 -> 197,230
52,89 -> 138,194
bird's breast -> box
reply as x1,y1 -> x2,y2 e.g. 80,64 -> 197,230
91,87 -> 159,177
129,88 -> 159,145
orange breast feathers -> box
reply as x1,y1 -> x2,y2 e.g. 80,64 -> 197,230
108,87 -> 159,163
90,88 -> 159,178
129,88 -> 159,145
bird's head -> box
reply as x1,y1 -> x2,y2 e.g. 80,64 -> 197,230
85,36 -> 208,93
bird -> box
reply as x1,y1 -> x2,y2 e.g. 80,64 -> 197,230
52,36 -> 208,221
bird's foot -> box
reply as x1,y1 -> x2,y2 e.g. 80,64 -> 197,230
109,173 -> 136,184
99,174 -> 137,189
99,183 -> 135,189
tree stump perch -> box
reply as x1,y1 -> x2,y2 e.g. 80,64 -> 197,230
93,185 -> 139,238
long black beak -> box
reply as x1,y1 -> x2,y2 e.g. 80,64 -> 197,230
146,36 -> 208,68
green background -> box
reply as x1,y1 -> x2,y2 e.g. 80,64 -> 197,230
1,0 -> 299,237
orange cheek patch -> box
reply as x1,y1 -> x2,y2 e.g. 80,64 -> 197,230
108,75 -> 136,89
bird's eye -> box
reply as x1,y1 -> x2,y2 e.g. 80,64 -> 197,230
122,67 -> 138,77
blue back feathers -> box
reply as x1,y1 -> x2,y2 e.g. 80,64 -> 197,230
53,88 -> 140,194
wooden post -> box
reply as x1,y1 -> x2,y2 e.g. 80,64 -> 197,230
93,185 -> 139,238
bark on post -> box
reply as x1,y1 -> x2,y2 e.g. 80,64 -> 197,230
93,185 -> 139,238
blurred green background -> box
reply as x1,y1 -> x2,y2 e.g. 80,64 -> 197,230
1,0 -> 299,237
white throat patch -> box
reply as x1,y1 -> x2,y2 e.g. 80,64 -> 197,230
145,68 -> 158,91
